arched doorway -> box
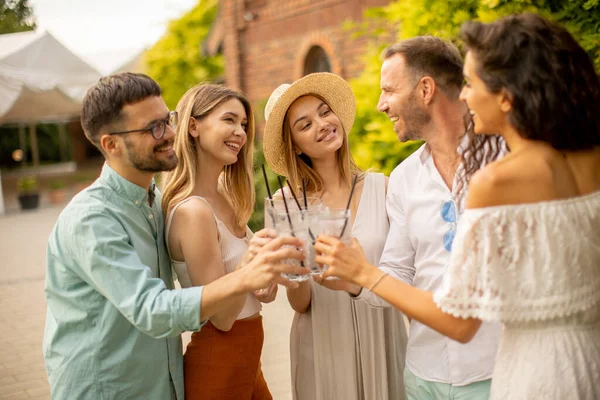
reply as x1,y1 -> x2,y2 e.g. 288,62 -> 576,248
303,46 -> 332,75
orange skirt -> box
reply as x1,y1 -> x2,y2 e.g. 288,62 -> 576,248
184,316 -> 272,400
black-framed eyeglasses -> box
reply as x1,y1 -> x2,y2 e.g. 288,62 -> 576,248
109,111 -> 178,140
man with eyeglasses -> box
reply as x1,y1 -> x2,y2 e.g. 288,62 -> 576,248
43,72 -> 306,400
350,37 -> 503,399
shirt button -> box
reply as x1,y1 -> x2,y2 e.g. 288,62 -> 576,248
148,214 -> 153,220
135,200 -> 139,205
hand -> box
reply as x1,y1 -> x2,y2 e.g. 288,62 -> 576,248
241,229 -> 277,267
254,284 -> 278,303
314,235 -> 374,287
312,275 -> 361,295
238,235 -> 308,292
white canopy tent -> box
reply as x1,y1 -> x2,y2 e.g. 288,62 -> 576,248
0,30 -> 102,168
0,30 -> 101,124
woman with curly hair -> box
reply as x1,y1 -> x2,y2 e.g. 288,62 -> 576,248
316,13 -> 600,399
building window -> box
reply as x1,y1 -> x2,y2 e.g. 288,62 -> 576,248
303,46 -> 332,75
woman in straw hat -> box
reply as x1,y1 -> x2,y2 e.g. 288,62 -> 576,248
162,83 -> 287,400
314,14 -> 600,400
263,72 -> 408,400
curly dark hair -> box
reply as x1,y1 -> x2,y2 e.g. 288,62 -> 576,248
456,13 -> 600,201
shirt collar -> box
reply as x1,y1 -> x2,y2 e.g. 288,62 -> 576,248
98,163 -> 156,207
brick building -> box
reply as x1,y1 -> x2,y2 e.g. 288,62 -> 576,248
207,0 -> 394,124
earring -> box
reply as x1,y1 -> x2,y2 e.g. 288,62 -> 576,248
295,148 -> 302,155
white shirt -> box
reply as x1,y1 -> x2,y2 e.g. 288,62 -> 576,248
356,143 -> 502,386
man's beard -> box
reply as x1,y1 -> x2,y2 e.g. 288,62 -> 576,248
124,137 -> 178,172
398,91 -> 431,142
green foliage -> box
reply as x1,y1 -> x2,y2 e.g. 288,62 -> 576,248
248,143 -> 280,233
17,175 -> 37,193
0,0 -> 36,34
351,0 -> 600,174
144,0 -> 224,109
349,43 -> 424,175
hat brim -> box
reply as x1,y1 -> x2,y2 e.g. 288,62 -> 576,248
263,73 -> 356,176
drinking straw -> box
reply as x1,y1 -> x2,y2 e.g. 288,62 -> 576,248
286,178 -> 316,242
278,176 -> 305,267
285,178 -> 303,211
302,179 -> 308,209
261,164 -> 272,199
338,175 -> 358,239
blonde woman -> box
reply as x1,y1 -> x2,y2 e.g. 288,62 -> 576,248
263,73 -> 408,400
162,84 -> 281,400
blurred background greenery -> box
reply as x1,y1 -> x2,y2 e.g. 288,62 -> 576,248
141,0 -> 599,231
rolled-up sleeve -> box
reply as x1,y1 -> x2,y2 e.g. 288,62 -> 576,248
66,211 -> 203,338
355,172 -> 416,308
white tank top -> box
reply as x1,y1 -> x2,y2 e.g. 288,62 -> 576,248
165,196 -> 261,319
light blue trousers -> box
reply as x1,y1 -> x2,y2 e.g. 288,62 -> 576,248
404,368 -> 491,400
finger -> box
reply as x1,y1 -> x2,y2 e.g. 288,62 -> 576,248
276,276 -> 300,289
314,254 -> 331,267
314,241 -> 333,254
265,247 -> 305,263
263,235 -> 303,251
249,237 -> 272,249
269,284 -> 278,296
273,263 -> 310,276
316,234 -> 340,246
254,228 -> 277,239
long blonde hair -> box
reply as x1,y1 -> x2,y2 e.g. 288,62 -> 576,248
282,95 -> 363,195
161,83 -> 255,228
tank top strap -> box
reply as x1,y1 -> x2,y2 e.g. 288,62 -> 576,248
165,196 -> 220,258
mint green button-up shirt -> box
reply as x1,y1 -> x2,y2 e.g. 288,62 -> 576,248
44,163 -> 204,400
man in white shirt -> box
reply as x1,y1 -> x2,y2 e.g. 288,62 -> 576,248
356,36 -> 502,399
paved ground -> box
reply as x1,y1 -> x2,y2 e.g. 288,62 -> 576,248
0,205 -> 295,399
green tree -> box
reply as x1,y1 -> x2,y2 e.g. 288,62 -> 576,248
350,0 -> 600,175
144,0 -> 224,109
0,0 -> 36,34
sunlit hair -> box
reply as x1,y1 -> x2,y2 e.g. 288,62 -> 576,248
281,94 -> 363,195
161,83 -> 255,228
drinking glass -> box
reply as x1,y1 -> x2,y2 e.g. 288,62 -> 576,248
264,194 -> 322,229
316,208 -> 352,277
273,209 -> 314,282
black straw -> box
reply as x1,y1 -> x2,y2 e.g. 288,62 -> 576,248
302,179 -> 308,209
286,178 -> 316,242
285,178 -> 303,211
278,176 -> 305,267
339,175 -> 358,239
261,164 -> 272,200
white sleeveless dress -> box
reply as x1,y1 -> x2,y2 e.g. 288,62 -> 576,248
290,173 -> 409,400
166,196 -> 261,319
435,191 -> 600,400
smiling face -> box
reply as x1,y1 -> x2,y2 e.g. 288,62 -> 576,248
117,96 -> 178,172
286,95 -> 344,160
377,54 -> 431,142
191,97 -> 248,166
460,51 -> 511,136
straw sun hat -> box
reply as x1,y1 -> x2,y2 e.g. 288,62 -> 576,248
263,72 -> 356,176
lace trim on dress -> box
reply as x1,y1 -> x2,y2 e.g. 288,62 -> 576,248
434,191 -> 600,323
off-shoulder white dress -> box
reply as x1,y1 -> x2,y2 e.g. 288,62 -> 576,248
435,191 -> 600,400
